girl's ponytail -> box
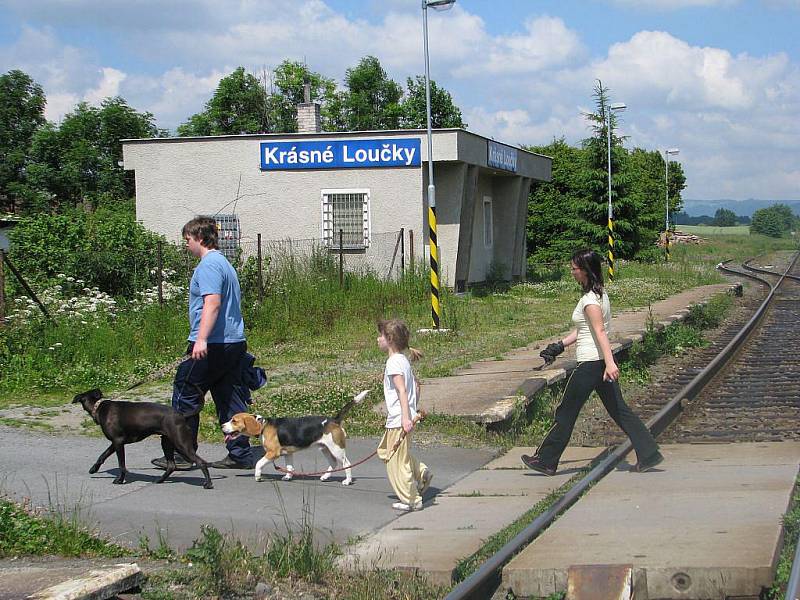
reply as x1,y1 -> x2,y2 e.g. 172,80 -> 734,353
407,346 -> 423,362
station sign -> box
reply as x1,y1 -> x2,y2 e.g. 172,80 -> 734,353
260,138 -> 421,170
487,140 -> 518,173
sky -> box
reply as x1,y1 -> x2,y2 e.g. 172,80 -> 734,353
1,0 -> 798,202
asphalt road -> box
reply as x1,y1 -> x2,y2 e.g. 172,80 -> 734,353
0,425 -> 496,551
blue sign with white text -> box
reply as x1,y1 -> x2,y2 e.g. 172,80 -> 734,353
487,140 -> 518,173
260,138 -> 421,170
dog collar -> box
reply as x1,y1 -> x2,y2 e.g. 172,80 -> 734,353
90,398 -> 108,420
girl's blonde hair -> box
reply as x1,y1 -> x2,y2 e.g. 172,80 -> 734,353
377,319 -> 423,361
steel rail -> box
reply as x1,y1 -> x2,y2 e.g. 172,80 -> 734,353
743,256 -> 800,283
445,252 -> 799,600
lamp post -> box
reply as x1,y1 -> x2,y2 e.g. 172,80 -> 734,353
421,0 -> 455,329
605,101 -> 626,282
664,148 -> 680,261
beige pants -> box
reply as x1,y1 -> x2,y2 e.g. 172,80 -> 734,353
377,428 -> 428,505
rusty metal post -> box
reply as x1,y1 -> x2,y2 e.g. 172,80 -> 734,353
339,229 -> 344,287
400,228 -> 405,276
0,251 -> 6,325
409,229 -> 415,269
257,233 -> 264,304
157,240 -> 164,307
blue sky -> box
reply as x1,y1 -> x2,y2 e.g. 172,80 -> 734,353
1,0 -> 798,202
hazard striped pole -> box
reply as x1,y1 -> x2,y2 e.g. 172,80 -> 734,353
605,100 -> 626,283
664,148 -> 680,263
607,214 -> 615,282
423,0 -> 451,328
428,200 -> 441,328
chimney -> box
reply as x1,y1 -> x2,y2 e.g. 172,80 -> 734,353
297,82 -> 321,133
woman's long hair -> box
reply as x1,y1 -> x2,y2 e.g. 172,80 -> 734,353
571,249 -> 604,298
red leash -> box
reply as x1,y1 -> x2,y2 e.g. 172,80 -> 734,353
272,411 -> 427,478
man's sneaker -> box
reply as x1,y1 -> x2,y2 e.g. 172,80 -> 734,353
633,451 -> 664,473
392,500 -> 423,512
151,456 -> 194,471
209,456 -> 253,470
521,454 -> 557,476
419,469 -> 434,496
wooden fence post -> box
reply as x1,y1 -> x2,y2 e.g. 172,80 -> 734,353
257,233 -> 264,304
157,240 -> 164,307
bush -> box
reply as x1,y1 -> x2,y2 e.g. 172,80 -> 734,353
7,201 -> 186,297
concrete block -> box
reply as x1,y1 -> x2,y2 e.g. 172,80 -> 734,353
29,563 -> 143,600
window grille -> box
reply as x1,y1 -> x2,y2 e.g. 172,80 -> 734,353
202,214 -> 240,261
321,189 -> 370,250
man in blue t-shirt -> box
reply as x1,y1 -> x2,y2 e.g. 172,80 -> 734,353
151,217 -> 254,470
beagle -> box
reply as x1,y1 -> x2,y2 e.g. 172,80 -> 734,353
221,390 -> 369,485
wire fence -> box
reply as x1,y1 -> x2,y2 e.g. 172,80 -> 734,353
0,229 -> 421,322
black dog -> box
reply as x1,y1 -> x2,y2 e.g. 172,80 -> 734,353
72,388 -> 213,489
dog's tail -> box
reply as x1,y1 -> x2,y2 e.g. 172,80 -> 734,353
333,390 -> 369,423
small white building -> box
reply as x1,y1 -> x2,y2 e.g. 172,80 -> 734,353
123,109 -> 550,290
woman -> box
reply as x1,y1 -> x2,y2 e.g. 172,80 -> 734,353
522,249 -> 663,475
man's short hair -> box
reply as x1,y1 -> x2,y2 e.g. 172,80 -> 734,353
182,217 -> 219,249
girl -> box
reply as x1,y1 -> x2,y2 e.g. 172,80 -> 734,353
522,249 -> 664,475
376,319 -> 433,511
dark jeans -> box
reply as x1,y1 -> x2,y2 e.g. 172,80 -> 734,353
536,359 -> 659,468
172,341 -> 253,465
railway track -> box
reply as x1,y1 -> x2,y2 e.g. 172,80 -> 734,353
446,251 -> 800,600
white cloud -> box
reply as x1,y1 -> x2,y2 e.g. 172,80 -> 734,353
1,1 -> 798,200
611,0 -> 739,8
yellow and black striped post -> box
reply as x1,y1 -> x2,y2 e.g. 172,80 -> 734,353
607,216 -> 615,282
429,205 -> 441,328
665,229 -> 671,262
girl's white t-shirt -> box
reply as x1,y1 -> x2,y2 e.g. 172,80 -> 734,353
383,352 -> 418,428
572,290 -> 611,362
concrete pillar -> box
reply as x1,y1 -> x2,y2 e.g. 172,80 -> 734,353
455,164 -> 479,291
511,177 -> 531,280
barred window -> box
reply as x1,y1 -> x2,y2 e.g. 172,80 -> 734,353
321,189 -> 370,250
202,213 -> 240,261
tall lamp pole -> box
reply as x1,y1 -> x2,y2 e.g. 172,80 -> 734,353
664,148 -> 680,261
606,101 -> 626,282
422,0 -> 455,329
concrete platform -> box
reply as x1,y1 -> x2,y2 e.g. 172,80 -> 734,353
339,447 -> 605,585
420,284 -> 736,424
502,442 -> 800,599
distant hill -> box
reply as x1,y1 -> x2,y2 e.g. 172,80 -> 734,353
682,199 -> 800,218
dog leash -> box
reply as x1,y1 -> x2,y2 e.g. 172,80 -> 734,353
272,411 -> 427,478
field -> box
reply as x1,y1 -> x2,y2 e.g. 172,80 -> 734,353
679,224 -> 751,235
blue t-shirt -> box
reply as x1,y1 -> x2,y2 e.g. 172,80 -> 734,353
188,250 -> 245,343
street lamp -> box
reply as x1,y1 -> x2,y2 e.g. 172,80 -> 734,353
422,0 -> 455,329
606,101 -> 626,282
664,148 -> 680,261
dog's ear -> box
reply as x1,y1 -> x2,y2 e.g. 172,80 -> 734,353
255,414 -> 266,425
89,388 -> 103,400
243,414 -> 264,437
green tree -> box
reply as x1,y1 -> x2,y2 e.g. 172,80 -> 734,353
713,208 -> 737,227
267,61 -> 339,133
400,76 -> 464,129
178,67 -> 267,136
342,56 -> 402,131
24,98 -> 161,211
750,204 -> 795,237
0,70 -> 46,213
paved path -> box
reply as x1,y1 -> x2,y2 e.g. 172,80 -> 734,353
0,426 -> 496,552
422,283 -> 736,423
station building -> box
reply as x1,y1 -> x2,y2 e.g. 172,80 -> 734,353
122,102 -> 551,289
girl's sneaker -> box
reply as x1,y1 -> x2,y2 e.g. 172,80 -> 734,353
392,500 -> 423,511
